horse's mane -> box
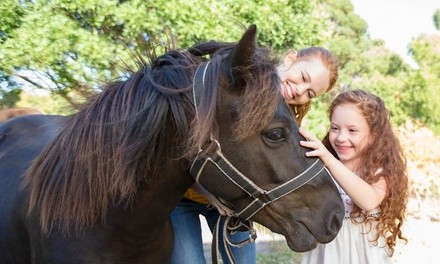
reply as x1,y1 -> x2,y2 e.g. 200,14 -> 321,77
24,39 -> 280,234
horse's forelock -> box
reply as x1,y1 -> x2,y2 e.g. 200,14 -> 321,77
186,46 -> 280,157
232,48 -> 280,140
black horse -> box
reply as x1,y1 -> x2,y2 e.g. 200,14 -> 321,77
0,25 -> 343,263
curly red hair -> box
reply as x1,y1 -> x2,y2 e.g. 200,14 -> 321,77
322,89 -> 408,256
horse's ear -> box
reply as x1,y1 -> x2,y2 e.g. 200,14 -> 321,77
227,25 -> 258,91
230,25 -> 257,69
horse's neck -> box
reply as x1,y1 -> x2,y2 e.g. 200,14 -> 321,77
108,163 -> 194,238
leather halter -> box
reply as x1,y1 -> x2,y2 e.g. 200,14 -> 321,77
189,62 -> 326,220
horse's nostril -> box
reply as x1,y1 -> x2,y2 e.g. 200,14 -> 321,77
328,209 -> 344,236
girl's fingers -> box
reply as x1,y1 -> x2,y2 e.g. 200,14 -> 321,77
300,140 -> 312,147
299,127 -> 316,141
305,150 -> 320,157
301,141 -> 323,156
300,140 -> 318,149
298,127 -> 307,137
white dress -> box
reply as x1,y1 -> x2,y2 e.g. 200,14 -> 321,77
301,182 -> 391,264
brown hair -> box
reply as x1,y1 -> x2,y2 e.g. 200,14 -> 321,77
322,89 -> 408,256
288,47 -> 339,124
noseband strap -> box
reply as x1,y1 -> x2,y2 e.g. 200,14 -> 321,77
190,147 -> 266,199
190,144 -> 325,220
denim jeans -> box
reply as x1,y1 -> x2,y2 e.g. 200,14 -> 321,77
169,199 -> 256,264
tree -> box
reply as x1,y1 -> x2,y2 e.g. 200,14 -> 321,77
320,1 -> 440,135
1,0 -> 328,108
434,9 -> 440,30
0,72 -> 21,109
0,0 -> 26,44
304,0 -> 411,134
405,33 -> 440,133
0,0 -> 28,108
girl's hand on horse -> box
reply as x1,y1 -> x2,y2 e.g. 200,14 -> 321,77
299,128 -> 334,166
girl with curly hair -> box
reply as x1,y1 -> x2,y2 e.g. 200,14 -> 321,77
299,89 -> 408,263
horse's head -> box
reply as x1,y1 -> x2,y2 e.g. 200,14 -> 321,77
189,25 -> 344,252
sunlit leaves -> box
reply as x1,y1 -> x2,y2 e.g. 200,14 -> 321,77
1,0 -> 327,107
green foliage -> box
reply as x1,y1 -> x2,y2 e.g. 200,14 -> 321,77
302,95 -> 332,138
410,34 -> 440,72
400,72 -> 440,134
405,34 -> 440,134
0,0 -> 27,108
434,9 -> 440,30
0,0 -> 327,106
319,0 -> 369,69
0,0 -> 27,43
17,91 -> 76,115
149,0 -> 327,50
0,71 -> 21,109
314,0 -> 440,136
0,88 -> 22,109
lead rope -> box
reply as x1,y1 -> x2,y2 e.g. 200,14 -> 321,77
212,215 -> 257,264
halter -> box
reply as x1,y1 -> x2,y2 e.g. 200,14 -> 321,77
190,143 -> 324,220
189,62 -> 325,263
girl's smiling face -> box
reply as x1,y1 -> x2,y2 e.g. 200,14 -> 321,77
277,53 -> 330,106
328,103 -> 371,170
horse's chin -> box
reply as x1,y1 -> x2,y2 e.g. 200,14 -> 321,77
282,223 -> 318,252
284,235 -> 318,252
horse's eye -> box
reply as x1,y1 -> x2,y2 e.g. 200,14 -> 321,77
264,129 -> 285,142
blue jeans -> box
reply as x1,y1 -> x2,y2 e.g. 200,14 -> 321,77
170,199 -> 256,264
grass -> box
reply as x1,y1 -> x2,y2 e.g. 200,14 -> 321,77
256,240 -> 302,264
203,239 -> 302,264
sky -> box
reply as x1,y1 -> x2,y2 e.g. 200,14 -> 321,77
351,0 -> 440,67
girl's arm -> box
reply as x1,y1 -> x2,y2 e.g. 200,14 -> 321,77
299,128 -> 387,211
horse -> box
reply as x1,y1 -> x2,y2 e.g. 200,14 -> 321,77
0,107 -> 42,123
0,25 -> 344,263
